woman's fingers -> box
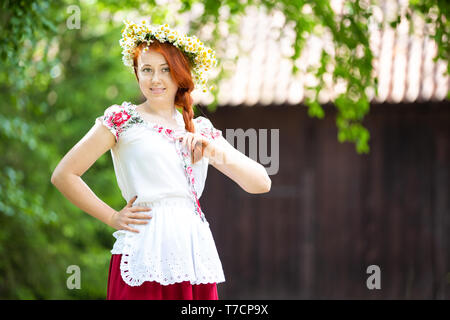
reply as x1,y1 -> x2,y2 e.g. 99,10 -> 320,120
121,217 -> 149,233
183,133 -> 193,150
181,133 -> 208,149
191,137 -> 199,152
182,133 -> 207,155
181,133 -> 187,149
128,212 -> 153,219
181,133 -> 213,164
127,195 -> 138,207
124,225 -> 139,233
127,218 -> 149,225
115,209 -> 153,233
194,138 -> 207,154
129,206 -> 152,213
191,138 -> 202,163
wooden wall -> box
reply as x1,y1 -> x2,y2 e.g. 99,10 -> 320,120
200,101 -> 450,299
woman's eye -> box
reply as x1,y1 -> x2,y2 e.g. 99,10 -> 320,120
142,68 -> 169,72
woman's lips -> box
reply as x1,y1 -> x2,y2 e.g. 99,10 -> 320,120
151,88 -> 166,94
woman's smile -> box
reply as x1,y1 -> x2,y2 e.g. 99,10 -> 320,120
151,88 -> 166,94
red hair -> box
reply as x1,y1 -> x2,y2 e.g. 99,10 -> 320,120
133,40 -> 196,133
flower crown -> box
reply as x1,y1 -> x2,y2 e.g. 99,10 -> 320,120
119,19 -> 218,93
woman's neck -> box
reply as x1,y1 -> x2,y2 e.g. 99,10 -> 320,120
142,101 -> 176,121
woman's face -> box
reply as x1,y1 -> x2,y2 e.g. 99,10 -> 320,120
136,49 -> 178,106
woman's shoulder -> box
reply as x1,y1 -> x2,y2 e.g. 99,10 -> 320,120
97,101 -> 143,141
103,101 -> 134,116
193,116 -> 222,140
103,101 -> 139,125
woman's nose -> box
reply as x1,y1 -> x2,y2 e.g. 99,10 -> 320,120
151,71 -> 161,82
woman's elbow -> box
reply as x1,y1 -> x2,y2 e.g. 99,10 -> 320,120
266,176 -> 272,192
51,172 -> 65,188
50,168 -> 71,186
262,175 -> 272,193
246,175 -> 271,194
50,171 -> 60,185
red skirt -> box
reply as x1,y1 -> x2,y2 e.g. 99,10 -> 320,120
106,254 -> 219,300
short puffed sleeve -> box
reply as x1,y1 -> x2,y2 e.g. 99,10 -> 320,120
95,104 -> 132,142
194,116 -> 223,141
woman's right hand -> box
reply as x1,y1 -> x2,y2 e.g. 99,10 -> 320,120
108,195 -> 152,233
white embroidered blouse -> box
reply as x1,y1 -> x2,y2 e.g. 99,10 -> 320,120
95,101 -> 226,286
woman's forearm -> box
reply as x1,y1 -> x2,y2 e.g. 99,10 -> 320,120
207,143 -> 271,194
50,172 -> 117,227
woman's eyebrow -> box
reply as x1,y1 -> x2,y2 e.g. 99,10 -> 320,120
142,63 -> 168,67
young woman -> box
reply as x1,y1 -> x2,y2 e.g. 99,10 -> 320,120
51,21 -> 271,300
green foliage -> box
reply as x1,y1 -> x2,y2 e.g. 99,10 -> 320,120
0,0 -> 139,299
0,0 -> 447,299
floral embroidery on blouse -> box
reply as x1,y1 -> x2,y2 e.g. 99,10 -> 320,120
100,103 -> 143,141
194,117 -> 222,140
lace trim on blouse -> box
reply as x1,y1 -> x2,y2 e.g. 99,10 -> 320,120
117,197 -> 225,286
